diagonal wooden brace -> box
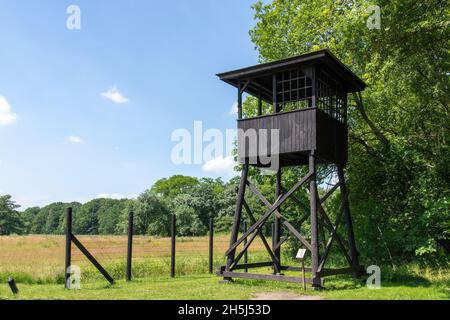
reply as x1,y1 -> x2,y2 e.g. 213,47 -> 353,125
225,171 -> 313,256
247,181 -> 312,251
273,236 -> 288,251
317,199 -> 352,266
320,182 -> 342,204
230,227 -> 259,270
318,191 -> 349,272
240,200 -> 281,272
72,235 -> 114,284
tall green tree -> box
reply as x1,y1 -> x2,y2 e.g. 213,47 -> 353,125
121,190 -> 170,236
151,175 -> 199,198
97,199 -> 128,235
73,200 -> 102,235
248,0 -> 450,263
21,207 -> 40,233
0,195 -> 24,235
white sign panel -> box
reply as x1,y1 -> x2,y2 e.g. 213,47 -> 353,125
296,249 -> 307,260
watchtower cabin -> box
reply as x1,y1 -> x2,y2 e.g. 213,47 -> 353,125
217,49 -> 366,288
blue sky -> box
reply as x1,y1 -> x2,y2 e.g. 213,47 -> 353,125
0,0 -> 263,209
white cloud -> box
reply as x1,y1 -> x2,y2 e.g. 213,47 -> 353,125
96,193 -> 138,200
101,86 -> 129,104
66,136 -> 84,144
202,155 -> 237,177
229,101 -> 238,116
0,96 -> 18,126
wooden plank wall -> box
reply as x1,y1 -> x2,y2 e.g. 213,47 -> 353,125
237,108 -> 347,166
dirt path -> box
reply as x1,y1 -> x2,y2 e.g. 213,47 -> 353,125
252,292 -> 322,300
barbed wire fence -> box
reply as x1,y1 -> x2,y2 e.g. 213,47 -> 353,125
0,208 -> 267,286
68,210 -> 267,284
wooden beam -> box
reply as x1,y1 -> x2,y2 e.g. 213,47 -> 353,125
225,164 -> 249,272
225,171 -> 312,256
281,219 -> 312,251
320,182 -> 342,204
230,228 -> 259,271
318,191 -> 348,272
281,189 -> 310,230
281,265 -> 312,272
258,91 -> 263,116
72,235 -> 114,285
272,74 -> 277,113
220,271 -> 323,286
338,166 -> 360,270
317,198 -> 352,266
237,82 -> 243,119
273,236 -> 288,251
240,80 -> 251,94
274,169 -> 282,267
319,266 -> 365,277
247,81 -> 273,99
242,200 -> 281,272
309,152 -> 320,286
282,187 -> 310,214
228,262 -> 275,271
247,181 -> 312,251
64,208 -> 72,289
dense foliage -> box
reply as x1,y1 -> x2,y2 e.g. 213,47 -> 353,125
248,0 -> 449,265
0,195 -> 24,235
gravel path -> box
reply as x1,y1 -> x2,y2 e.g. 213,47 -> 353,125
252,292 -> 322,300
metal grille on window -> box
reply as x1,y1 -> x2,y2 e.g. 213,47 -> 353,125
276,68 -> 313,112
317,69 -> 346,123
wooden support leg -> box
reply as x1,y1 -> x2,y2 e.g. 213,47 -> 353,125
309,152 -> 321,288
224,163 -> 249,280
274,169 -> 282,274
337,166 -> 360,275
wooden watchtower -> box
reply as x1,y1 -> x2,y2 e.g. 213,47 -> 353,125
216,50 -> 366,288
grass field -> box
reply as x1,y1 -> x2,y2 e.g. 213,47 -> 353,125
0,273 -> 448,300
0,235 -> 449,300
0,234 -> 265,283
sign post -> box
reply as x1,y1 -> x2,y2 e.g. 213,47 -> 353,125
296,249 -> 307,291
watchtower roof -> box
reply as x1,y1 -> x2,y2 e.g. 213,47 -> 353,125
217,49 -> 366,103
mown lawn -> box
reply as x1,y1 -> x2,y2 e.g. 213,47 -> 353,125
1,235 -> 448,300
0,273 -> 448,300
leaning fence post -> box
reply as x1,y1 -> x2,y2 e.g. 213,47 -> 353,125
126,210 -> 134,282
7,277 -> 19,295
171,214 -> 176,278
65,207 -> 73,289
209,218 -> 214,274
243,221 -> 248,273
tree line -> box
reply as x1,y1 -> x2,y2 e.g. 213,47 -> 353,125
0,175 -> 239,237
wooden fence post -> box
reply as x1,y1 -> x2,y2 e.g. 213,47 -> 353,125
126,211 -> 134,282
209,218 -> 214,274
65,207 -> 72,289
171,214 -> 176,278
7,277 -> 19,295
